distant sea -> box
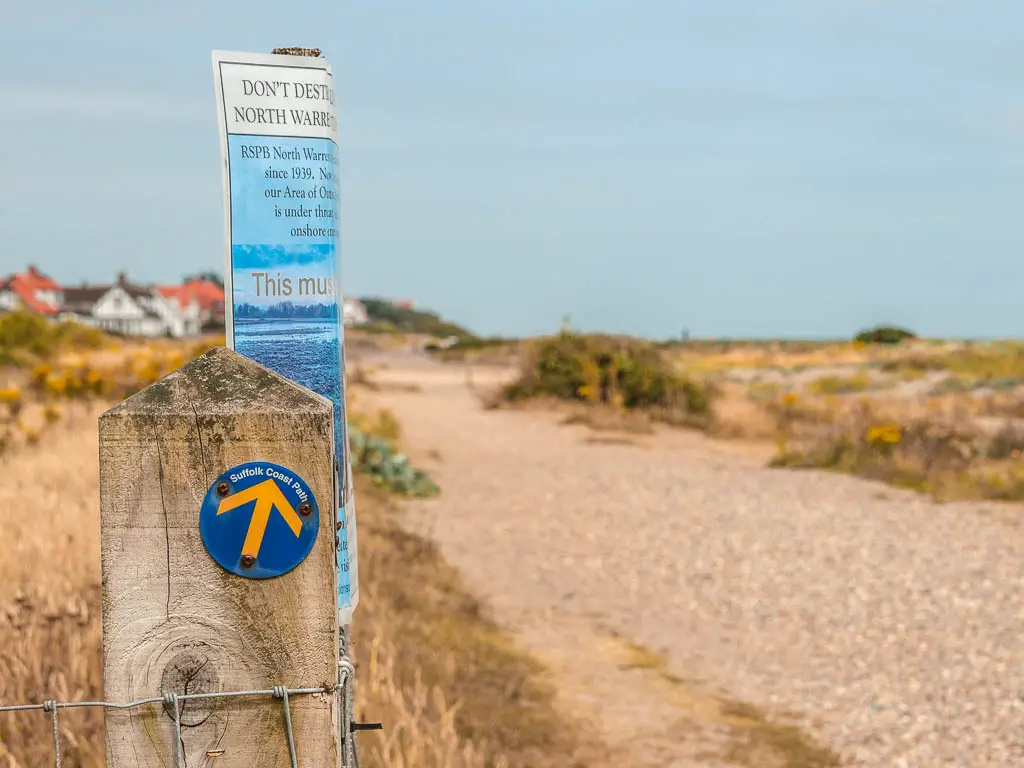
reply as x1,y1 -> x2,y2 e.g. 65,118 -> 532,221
234,317 -> 345,462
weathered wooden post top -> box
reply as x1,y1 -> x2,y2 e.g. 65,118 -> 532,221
99,346 -> 340,766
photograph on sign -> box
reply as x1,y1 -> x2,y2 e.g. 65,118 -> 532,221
212,50 -> 358,611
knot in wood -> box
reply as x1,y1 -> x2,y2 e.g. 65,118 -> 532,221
160,649 -> 220,726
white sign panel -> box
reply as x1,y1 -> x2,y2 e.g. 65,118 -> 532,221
212,50 -> 358,621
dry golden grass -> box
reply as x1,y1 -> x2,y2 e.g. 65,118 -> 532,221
560,404 -> 656,435
978,390 -> 1024,419
647,339 -> 1024,502
804,372 -> 873,396
476,334 -> 1024,502
0,403 -> 107,767
706,384 -> 782,441
771,396 -> 1024,502
0,397 -> 596,767
663,339 -> 884,372
664,337 -> 1024,384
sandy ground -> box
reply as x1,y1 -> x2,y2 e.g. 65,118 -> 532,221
357,350 -> 1023,767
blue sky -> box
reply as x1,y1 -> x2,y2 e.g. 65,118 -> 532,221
2,1 -> 1023,339
233,244 -> 334,271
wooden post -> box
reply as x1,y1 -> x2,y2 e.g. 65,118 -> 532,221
99,347 -> 340,766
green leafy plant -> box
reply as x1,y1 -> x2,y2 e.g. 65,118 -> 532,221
349,429 -> 439,497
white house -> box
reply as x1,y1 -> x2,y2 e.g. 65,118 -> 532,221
151,286 -> 203,338
0,265 -> 63,316
342,296 -> 369,326
61,273 -> 200,338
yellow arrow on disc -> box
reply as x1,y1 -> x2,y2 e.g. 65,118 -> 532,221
217,479 -> 303,560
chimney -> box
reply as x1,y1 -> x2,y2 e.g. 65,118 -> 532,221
117,271 -> 127,285
27,265 -> 39,278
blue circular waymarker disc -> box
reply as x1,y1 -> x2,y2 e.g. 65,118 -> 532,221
199,461 -> 319,579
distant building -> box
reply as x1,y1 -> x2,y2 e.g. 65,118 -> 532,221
0,265 -> 63,316
155,278 -> 225,333
342,296 -> 369,326
60,272 -> 212,338
0,266 -> 228,338
60,273 -> 166,336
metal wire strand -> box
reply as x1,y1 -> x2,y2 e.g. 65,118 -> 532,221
0,685 -> 339,767
163,693 -> 183,768
339,632 -> 357,768
272,685 -> 299,768
42,699 -> 61,768
0,686 -> 330,714
346,675 -> 360,768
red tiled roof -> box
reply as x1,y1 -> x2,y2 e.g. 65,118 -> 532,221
154,280 -> 224,315
0,265 -> 62,315
154,285 -> 192,311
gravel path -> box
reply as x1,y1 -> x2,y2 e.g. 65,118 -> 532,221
362,352 -> 1023,767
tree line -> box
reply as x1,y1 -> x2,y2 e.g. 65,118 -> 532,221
235,302 -> 338,319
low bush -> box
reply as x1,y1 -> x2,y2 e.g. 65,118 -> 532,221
359,298 -> 476,340
0,311 -> 106,364
0,311 -> 55,356
349,430 -> 440,497
425,336 -> 509,355
986,420 -> 1024,461
771,400 -> 1024,501
349,406 -> 439,497
854,325 -> 916,345
502,332 -> 713,422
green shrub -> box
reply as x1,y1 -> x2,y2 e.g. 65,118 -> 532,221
349,428 -> 439,497
360,320 -> 401,335
358,297 -> 476,340
0,310 -> 55,356
986,422 -> 1024,460
854,325 -> 916,345
0,310 -> 107,363
504,332 -> 712,416
51,319 -> 106,350
433,336 -> 508,353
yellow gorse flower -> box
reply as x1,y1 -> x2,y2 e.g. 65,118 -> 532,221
866,423 -> 901,445
45,373 -> 68,395
30,364 -> 52,386
0,387 -> 21,404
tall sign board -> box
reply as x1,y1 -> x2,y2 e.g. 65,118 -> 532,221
212,50 -> 358,622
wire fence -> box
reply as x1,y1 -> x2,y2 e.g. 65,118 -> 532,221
0,655 -> 378,767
